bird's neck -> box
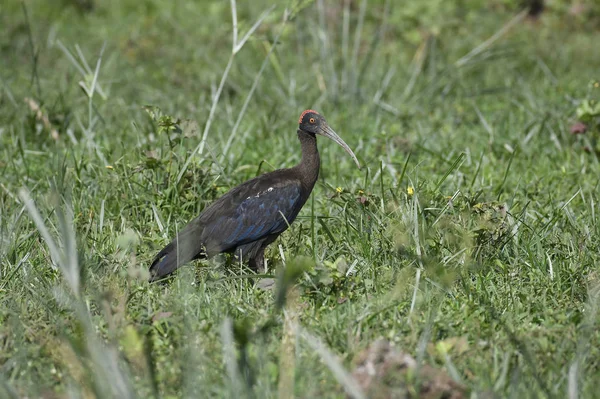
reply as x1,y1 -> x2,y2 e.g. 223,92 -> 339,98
295,129 -> 320,189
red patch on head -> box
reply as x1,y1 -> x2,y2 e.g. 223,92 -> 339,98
299,109 -> 319,124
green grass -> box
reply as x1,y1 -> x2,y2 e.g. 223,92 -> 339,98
1,0 -> 600,397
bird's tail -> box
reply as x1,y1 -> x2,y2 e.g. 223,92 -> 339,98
148,229 -> 203,281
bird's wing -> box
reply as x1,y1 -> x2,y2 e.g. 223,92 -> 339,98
149,175 -> 304,281
201,180 -> 303,253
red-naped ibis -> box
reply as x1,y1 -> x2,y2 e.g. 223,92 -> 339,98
149,110 -> 360,281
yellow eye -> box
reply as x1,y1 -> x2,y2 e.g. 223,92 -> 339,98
309,117 -> 315,123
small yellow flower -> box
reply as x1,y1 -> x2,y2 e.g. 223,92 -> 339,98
105,165 -> 113,169
407,186 -> 414,196
336,187 -> 343,193
358,189 -> 364,195
594,81 -> 600,88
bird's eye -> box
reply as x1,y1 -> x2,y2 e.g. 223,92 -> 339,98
309,118 -> 315,123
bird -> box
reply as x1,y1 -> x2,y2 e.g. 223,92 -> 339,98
148,110 -> 360,281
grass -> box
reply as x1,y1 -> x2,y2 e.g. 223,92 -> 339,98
1,0 -> 600,397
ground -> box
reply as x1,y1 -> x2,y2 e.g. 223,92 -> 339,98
1,0 -> 600,398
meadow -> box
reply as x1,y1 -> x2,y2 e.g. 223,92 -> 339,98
1,0 -> 600,397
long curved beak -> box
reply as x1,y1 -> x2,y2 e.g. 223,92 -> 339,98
318,124 -> 361,168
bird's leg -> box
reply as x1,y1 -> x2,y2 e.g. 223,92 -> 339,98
249,247 -> 266,273
232,248 -> 244,270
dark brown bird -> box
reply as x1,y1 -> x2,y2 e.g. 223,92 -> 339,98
149,110 -> 360,281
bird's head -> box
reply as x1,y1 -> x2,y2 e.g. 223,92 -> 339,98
298,109 -> 360,168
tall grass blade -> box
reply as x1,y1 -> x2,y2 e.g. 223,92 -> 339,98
297,326 -> 366,399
